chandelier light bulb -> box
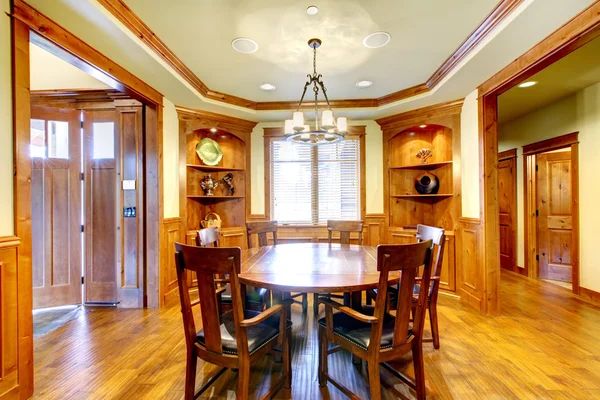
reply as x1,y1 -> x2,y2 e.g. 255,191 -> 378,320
284,120 -> 294,135
336,117 -> 347,133
321,110 -> 334,129
293,112 -> 305,131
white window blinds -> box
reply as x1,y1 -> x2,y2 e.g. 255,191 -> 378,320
270,139 -> 360,224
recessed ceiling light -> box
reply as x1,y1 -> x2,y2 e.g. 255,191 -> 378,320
210,128 -> 217,133
231,38 -> 259,54
356,80 -> 373,88
419,125 -> 427,128
259,83 -> 276,91
363,32 -> 391,49
518,81 -> 537,88
306,5 -> 319,15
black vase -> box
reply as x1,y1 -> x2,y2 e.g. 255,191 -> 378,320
414,172 -> 440,194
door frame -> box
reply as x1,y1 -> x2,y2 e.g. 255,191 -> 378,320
522,133 -> 579,293
474,2 -> 600,314
11,3 -> 164,393
498,148 -> 519,275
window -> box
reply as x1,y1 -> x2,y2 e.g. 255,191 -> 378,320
30,119 -> 46,158
48,120 -> 69,159
270,138 -> 361,224
92,122 -> 115,159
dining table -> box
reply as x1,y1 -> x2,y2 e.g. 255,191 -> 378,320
238,242 -> 400,308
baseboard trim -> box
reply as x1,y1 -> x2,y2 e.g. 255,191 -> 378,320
579,286 -> 600,304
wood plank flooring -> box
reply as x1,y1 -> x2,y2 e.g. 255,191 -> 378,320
32,271 -> 600,399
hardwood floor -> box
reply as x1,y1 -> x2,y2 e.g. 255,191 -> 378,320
32,271 -> 600,399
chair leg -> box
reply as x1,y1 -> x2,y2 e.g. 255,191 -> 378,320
302,293 -> 308,313
283,327 -> 292,388
318,325 -> 328,386
367,356 -> 381,400
412,344 -> 426,400
313,293 -> 319,315
429,302 -> 440,349
184,351 -> 197,400
238,358 -> 251,400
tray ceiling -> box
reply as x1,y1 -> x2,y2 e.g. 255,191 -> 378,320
122,0 -> 498,102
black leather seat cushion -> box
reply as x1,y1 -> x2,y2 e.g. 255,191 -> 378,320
369,285 -> 422,305
196,310 -> 292,355
220,285 -> 268,306
318,306 -> 412,351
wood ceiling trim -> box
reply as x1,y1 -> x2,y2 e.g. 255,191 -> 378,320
375,99 -> 464,130
175,106 -> 258,131
97,0 -> 521,111
426,0 -> 524,89
13,0 -> 163,105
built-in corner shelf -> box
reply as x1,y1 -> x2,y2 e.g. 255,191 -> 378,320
186,164 -> 245,172
391,194 -> 453,199
187,195 -> 244,200
389,161 -> 453,170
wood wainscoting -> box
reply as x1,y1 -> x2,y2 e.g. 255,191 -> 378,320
0,236 -> 33,399
456,218 -> 485,311
160,218 -> 184,306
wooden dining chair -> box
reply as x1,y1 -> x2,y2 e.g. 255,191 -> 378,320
175,242 -> 292,400
246,221 -> 308,313
197,227 -> 270,314
366,224 -> 446,349
318,240 -> 434,400
313,220 -> 364,315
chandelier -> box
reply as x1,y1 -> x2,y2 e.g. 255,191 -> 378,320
284,38 -> 347,145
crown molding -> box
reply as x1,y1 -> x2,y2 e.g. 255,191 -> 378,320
96,0 -> 522,111
175,106 -> 258,131
375,99 -> 464,130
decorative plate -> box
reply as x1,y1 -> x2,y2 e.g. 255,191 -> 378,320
196,138 -> 223,166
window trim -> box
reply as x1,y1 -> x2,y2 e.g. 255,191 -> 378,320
263,126 -> 366,226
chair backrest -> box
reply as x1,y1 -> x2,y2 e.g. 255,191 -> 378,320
246,221 -> 278,248
416,224 -> 446,299
174,242 -> 245,355
373,240 -> 433,349
196,227 -> 221,247
327,220 -> 364,245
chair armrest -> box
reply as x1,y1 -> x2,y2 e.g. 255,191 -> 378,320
239,299 -> 293,328
318,298 -> 378,324
216,286 -> 227,295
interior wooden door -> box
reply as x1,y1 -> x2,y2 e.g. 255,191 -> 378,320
83,110 -> 120,303
31,106 -> 82,309
537,151 -> 573,282
498,150 -> 517,272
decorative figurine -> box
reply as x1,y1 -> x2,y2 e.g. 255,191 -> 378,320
416,148 -> 433,164
221,173 -> 235,196
200,174 -> 219,196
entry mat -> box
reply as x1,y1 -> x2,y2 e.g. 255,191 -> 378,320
33,305 -> 90,339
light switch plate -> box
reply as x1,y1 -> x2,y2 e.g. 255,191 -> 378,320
122,180 -> 136,190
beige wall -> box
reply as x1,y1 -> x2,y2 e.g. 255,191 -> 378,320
250,120 -> 384,216
0,2 -> 13,236
30,43 -> 111,90
460,90 -> 481,219
162,98 -> 179,218
499,81 -> 600,292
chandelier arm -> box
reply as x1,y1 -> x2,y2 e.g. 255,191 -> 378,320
296,77 -> 313,112
316,78 -> 334,112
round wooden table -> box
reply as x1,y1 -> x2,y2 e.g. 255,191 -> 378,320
239,243 -> 400,295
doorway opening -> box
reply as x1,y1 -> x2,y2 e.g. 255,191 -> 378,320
29,40 -> 147,312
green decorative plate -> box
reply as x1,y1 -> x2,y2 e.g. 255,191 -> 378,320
196,138 -> 223,166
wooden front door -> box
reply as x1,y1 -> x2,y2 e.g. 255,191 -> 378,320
83,110 -> 120,303
31,106 -> 82,309
537,151 -> 573,282
498,150 -> 517,272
